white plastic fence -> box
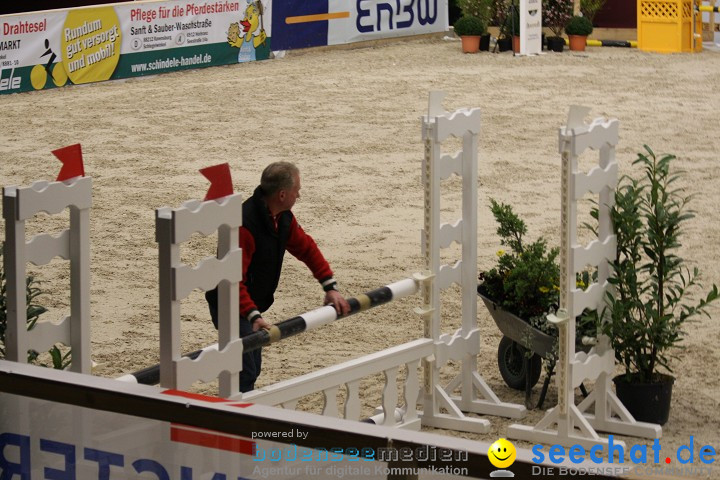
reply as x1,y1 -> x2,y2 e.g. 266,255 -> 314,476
2,176 -> 92,373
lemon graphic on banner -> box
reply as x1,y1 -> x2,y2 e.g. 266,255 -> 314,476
61,6 -> 121,85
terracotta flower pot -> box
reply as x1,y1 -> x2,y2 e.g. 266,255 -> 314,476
568,34 -> 587,51
512,35 -> 520,53
461,35 -> 480,53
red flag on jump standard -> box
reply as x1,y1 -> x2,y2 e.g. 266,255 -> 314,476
52,144 -> 84,181
200,163 -> 234,201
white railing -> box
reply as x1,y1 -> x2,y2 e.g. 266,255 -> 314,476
241,339 -> 433,429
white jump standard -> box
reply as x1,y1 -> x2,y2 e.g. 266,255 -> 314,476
156,193 -> 245,398
2,145 -> 91,374
506,106 -> 662,448
416,91 -> 525,434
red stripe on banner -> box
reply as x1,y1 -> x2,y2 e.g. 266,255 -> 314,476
171,426 -> 256,455
161,389 -> 230,403
161,389 -> 254,408
171,423 -> 253,435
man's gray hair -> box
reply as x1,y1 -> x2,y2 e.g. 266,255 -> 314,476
260,162 -> 299,196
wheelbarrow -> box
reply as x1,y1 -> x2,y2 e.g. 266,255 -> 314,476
478,290 -> 589,409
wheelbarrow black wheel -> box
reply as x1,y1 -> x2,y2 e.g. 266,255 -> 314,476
497,336 -> 542,390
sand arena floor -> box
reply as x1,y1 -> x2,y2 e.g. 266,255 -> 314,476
2,37 -> 720,465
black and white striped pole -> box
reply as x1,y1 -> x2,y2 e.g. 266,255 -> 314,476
119,278 -> 418,385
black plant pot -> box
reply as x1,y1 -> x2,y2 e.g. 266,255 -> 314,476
546,36 -> 565,52
614,374 -> 674,425
497,37 -> 512,52
479,33 -> 491,51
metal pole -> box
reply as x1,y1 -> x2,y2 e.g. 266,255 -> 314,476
121,278 -> 418,385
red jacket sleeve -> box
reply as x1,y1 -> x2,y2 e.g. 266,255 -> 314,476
238,226 -> 259,318
286,217 -> 334,285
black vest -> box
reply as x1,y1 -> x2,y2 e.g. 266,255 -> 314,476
205,186 -> 293,327
242,186 -> 293,313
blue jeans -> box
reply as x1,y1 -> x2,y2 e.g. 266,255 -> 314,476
239,318 -> 262,393
205,289 -> 261,393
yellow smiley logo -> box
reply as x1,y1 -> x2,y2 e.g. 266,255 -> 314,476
488,438 -> 517,469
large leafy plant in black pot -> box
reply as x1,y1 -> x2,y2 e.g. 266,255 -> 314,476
590,146 -> 718,425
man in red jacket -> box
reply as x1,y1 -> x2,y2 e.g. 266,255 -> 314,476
208,161 -> 350,392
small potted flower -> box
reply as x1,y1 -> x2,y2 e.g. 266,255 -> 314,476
453,15 -> 487,53
457,0 -> 494,50
493,0 -> 521,52
542,0 -> 573,52
491,0 -> 513,51
564,14 -> 593,51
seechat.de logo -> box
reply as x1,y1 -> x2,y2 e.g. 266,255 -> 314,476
488,438 -> 517,477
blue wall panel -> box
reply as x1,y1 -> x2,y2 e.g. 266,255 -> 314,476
271,0 -> 330,50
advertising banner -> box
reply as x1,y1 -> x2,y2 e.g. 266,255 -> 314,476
0,390 -> 394,479
0,0 -> 273,95
327,0 -> 447,46
1,0 -> 447,95
273,0 -> 448,51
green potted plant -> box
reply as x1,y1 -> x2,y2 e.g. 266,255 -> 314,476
564,14 -> 593,51
478,200 -> 559,391
478,200 -> 560,323
589,146 -> 718,425
453,15 -> 487,53
491,0 -> 513,51
543,0 -> 573,51
492,0 -> 521,52
479,200 -> 596,400
1,246 -> 70,369
457,0 -> 494,50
